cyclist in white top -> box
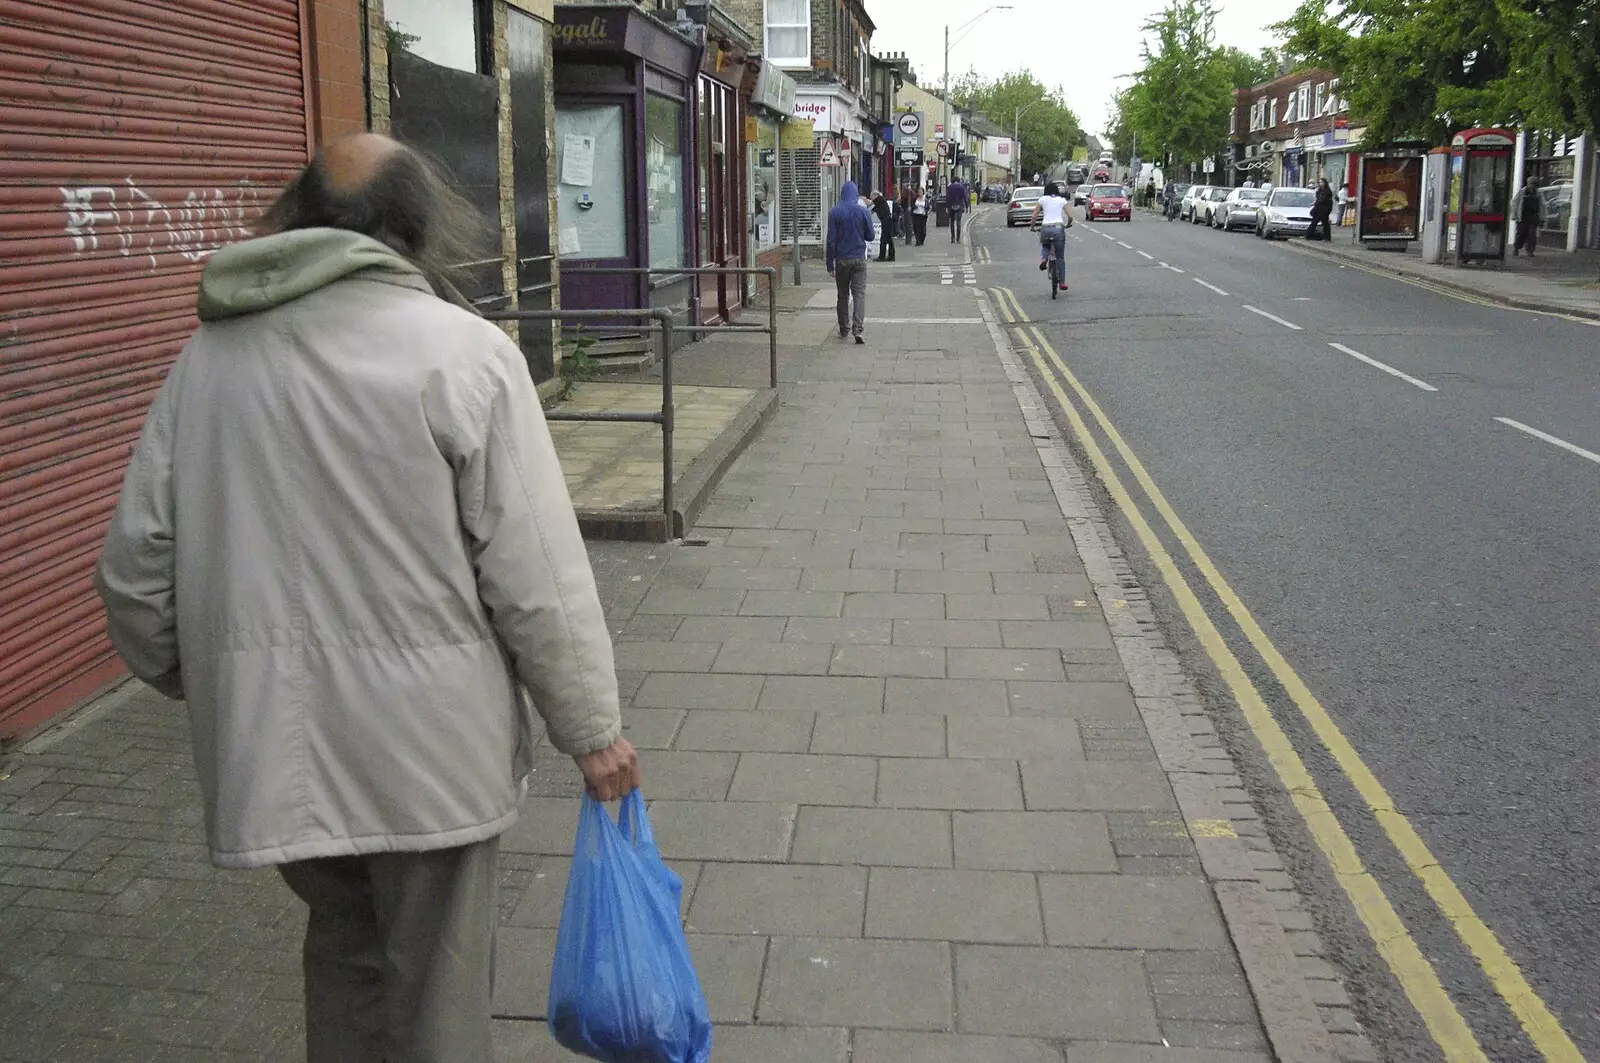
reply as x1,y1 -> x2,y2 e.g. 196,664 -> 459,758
1029,182 -> 1074,289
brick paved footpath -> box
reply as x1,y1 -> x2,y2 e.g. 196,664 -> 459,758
2,278 -> 1296,1062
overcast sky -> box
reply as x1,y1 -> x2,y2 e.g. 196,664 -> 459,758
868,0 -> 1288,140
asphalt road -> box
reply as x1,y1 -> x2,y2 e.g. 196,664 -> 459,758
971,205 -> 1600,1062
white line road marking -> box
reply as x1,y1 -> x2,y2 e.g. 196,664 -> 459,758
1136,250 -> 1154,260
1116,240 -> 1133,249
1193,278 -> 1229,295
1098,231 -> 1115,241
1328,342 -> 1438,392
1157,262 -> 1185,273
1493,417 -> 1600,465
1242,304 -> 1304,330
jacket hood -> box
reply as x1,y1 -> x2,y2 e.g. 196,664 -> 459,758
840,181 -> 860,203
197,228 -> 432,321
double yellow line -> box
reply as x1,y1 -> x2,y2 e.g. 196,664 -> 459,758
989,285 -> 1585,1063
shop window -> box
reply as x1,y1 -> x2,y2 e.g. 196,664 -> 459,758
765,0 -> 810,65
646,95 -> 688,269
385,0 -> 485,73
555,103 -> 627,260
751,120 -> 780,250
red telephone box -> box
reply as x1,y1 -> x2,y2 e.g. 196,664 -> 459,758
1446,128 -> 1514,264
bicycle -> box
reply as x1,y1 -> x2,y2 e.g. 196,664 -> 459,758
1033,223 -> 1066,299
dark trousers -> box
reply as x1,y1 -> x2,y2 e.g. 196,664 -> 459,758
949,208 -> 964,241
278,838 -> 499,1063
1515,217 -> 1539,255
913,213 -> 927,244
1307,211 -> 1331,240
834,257 -> 867,336
879,227 -> 895,261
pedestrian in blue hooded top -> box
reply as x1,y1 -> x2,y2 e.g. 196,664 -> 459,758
826,180 -> 874,343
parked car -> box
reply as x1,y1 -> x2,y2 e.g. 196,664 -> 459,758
1213,187 -> 1269,231
1179,185 -> 1212,221
1256,187 -> 1316,239
1006,185 -> 1045,227
1195,186 -> 1230,225
1086,183 -> 1131,222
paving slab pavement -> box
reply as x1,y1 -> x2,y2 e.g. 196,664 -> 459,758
0,229 -> 1373,1061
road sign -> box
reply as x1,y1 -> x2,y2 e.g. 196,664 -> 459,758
895,147 -> 924,166
817,137 -> 841,167
895,111 -> 922,142
1203,156 -> 1214,174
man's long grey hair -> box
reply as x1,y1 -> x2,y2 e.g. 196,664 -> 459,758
259,143 -> 491,299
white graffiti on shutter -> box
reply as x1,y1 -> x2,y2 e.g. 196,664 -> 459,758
60,177 -> 264,270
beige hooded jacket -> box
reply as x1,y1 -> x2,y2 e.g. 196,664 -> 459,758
94,228 -> 621,869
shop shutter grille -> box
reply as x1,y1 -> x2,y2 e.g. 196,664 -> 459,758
782,146 -> 823,243
0,0 -> 310,738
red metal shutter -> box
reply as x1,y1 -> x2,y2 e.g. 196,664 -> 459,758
0,0 -> 311,739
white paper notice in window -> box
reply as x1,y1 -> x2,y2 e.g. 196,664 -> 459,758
562,134 -> 596,187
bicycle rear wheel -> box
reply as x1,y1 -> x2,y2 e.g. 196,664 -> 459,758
1048,254 -> 1060,299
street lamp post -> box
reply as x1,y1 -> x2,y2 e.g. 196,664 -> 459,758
943,5 -> 1011,191
1013,99 -> 1043,188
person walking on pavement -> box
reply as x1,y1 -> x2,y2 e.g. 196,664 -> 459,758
872,190 -> 896,262
1512,175 -> 1541,256
827,179 -> 874,343
1335,183 -> 1350,226
1309,178 -> 1335,240
912,185 -> 930,246
946,176 -> 967,242
93,132 -> 640,1063
899,185 -> 915,241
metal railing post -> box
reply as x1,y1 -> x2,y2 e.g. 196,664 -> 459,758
654,308 -> 675,538
764,266 -> 778,389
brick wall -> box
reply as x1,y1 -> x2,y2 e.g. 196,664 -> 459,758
308,0 -> 367,146
366,0 -> 391,133
493,0 -> 521,348
724,0 -> 764,47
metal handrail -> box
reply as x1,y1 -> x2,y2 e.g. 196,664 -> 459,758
559,265 -> 779,388
483,308 -> 677,535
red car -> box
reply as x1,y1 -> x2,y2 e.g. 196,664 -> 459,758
1085,183 -> 1131,222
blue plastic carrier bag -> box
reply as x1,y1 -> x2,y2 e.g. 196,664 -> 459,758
548,791 -> 712,1063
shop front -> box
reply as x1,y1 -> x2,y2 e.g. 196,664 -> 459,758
694,22 -> 753,325
552,5 -> 699,333
745,61 -> 798,295
787,89 -> 853,242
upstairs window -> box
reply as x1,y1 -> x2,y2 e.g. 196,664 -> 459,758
765,0 -> 810,66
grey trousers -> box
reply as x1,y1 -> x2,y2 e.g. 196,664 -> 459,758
835,257 -> 867,336
277,837 -> 500,1063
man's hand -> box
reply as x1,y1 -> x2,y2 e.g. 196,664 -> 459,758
575,737 -> 640,801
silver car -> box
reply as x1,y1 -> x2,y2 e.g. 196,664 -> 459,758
1006,186 -> 1045,227
1213,187 -> 1269,231
1179,185 -> 1212,221
1256,187 -> 1316,239
1195,186 -> 1230,225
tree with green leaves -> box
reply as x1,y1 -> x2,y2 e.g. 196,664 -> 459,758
1108,0 -> 1238,175
949,70 -> 1085,179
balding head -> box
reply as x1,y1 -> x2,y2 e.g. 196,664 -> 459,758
319,132 -> 405,194
260,134 -> 488,280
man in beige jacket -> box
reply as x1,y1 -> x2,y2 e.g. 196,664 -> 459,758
94,134 -> 639,1063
